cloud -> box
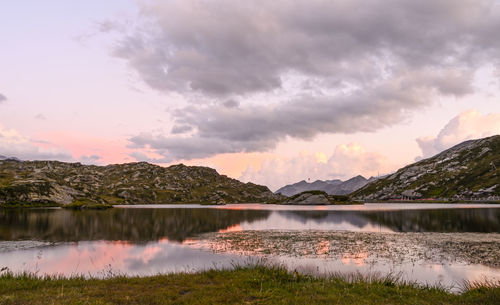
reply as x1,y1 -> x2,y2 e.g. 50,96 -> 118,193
170,124 -> 192,134
239,143 -> 393,191
222,99 -> 239,109
34,114 -> 46,120
0,124 -> 73,161
416,110 -> 500,158
114,0 -> 498,97
128,72 -> 458,161
79,154 -> 102,164
0,93 -> 6,104
117,0 -> 500,161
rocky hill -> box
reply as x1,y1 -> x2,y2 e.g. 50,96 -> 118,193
275,175 -> 375,196
0,160 -> 277,206
353,135 -> 500,201
277,190 -> 360,205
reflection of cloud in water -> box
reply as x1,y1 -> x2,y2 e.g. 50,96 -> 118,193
218,224 -> 243,233
0,241 -> 248,277
240,211 -> 394,232
340,252 -> 369,266
316,240 -> 329,256
0,239 -> 499,292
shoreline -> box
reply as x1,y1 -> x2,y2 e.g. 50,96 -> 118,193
2,200 -> 500,209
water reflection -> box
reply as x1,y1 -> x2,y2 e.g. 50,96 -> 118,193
0,205 -> 500,290
0,206 -> 499,244
0,240 -> 248,277
0,208 -> 270,242
0,240 -> 498,292
363,208 -> 500,232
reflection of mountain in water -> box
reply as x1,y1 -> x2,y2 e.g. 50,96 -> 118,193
363,209 -> 500,233
0,208 -> 270,242
277,211 -> 373,229
277,209 -> 500,232
1,207 -> 498,242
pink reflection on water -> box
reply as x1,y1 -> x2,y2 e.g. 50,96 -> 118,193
340,252 -> 369,266
218,224 -> 243,233
38,241 -> 134,275
316,240 -> 329,256
8,241 -> 170,276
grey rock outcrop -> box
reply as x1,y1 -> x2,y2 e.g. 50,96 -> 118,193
284,192 -> 331,205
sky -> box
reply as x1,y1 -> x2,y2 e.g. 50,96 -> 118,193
1,0 -> 500,191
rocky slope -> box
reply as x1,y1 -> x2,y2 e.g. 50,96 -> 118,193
275,175 -> 375,196
0,160 -> 277,206
353,135 -> 500,201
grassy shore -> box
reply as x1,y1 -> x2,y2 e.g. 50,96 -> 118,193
0,266 -> 499,304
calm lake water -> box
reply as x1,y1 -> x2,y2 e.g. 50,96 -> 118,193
1,203 -> 499,291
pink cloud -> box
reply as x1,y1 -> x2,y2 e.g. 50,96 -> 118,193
416,110 -> 500,159
239,143 -> 396,191
33,131 -> 132,164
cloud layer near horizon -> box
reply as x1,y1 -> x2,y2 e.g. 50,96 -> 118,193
113,0 -> 500,161
0,124 -> 73,161
239,143 -> 393,191
239,109 -> 500,190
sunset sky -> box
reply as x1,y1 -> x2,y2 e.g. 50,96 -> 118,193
1,0 -> 500,190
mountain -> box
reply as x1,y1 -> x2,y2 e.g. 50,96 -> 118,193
0,160 -> 278,206
278,190 -> 360,205
353,135 -> 500,201
0,155 -> 20,161
275,175 -> 375,196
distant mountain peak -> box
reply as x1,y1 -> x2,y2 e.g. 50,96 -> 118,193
275,175 -> 372,196
0,155 -> 21,162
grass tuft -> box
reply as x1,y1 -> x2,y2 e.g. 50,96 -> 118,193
0,265 -> 499,304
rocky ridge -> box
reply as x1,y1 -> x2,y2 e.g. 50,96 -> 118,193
277,190 -> 358,205
353,135 -> 500,201
0,160 -> 278,206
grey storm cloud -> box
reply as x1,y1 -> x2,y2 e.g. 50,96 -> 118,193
0,93 -> 7,104
118,0 -> 500,161
170,124 -> 193,134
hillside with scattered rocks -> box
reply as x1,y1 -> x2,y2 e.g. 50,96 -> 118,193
353,135 -> 500,201
0,160 -> 277,206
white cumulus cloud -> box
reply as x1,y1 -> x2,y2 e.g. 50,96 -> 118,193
416,110 -> 500,159
239,143 -> 393,191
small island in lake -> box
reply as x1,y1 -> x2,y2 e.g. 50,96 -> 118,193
270,190 -> 361,205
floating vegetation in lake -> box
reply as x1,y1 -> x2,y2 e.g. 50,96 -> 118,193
201,230 -> 500,267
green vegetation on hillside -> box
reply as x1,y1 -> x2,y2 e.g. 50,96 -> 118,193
354,135 -> 500,201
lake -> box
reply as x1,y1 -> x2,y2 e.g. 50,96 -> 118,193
1,203 -> 499,291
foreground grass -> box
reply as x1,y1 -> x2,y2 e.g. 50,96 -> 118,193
0,266 -> 499,304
